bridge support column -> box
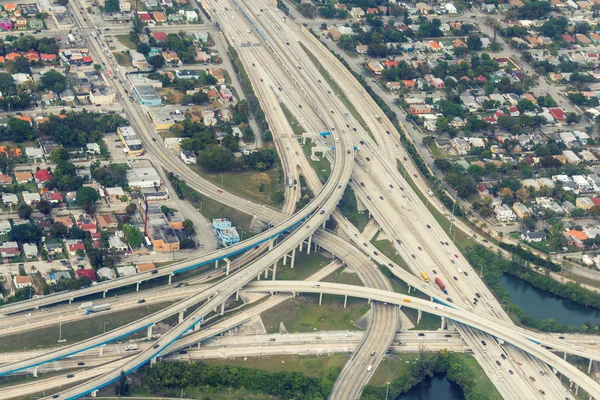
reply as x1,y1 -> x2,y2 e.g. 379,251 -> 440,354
147,325 -> 153,340
179,310 -> 185,323
215,259 -> 219,269
283,251 -> 287,266
344,295 -> 347,308
441,316 -> 445,330
69,298 -> 72,304
168,274 -> 172,285
564,352 -> 567,361
257,272 -> 260,281
417,310 -> 422,324
319,292 -> 323,305
32,367 -> 38,377
272,262 -> 277,280
407,285 -> 411,294
103,290 -> 107,298
575,384 -> 579,396
99,345 -> 104,357
307,235 -> 312,255
225,258 -> 231,276
299,241 -> 303,252
269,239 -> 274,251
221,302 -> 225,316
290,248 -> 296,269
264,267 -> 269,279
235,290 -> 239,301
589,359 -> 593,373
322,219 -> 326,229
136,282 -> 140,291
151,357 -> 157,365
91,390 -> 97,398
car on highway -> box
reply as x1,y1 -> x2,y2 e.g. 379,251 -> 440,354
411,254 -> 416,259
464,271 -> 468,276
52,396 -> 59,399
539,390 -> 545,395
153,344 -> 160,349
558,336 -> 565,339
453,276 -> 457,281
501,354 -> 506,360
529,376 -> 535,381
426,224 -> 431,229
77,362 -> 85,365
379,196 -> 383,200
320,210 -> 325,214
365,157 -> 370,161
370,351 -> 376,356
454,254 -> 459,258
67,374 -> 74,378
481,340 -> 486,345
137,299 -> 146,304
508,370 -> 513,375
311,283 -> 321,288
396,239 -> 401,244
432,269 -> 437,274
417,333 -> 425,337
444,334 -> 452,338
151,270 -> 158,275
496,360 -> 501,366
518,361 -> 522,365
179,350 -> 187,354
373,251 -> 378,256
418,246 -> 422,251
475,292 -> 481,298
446,297 -> 453,303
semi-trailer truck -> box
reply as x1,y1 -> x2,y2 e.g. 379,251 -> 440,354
79,301 -> 93,309
420,272 -> 430,282
84,303 -> 111,315
434,277 -> 445,291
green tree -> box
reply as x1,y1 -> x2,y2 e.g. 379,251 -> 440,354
9,223 -> 42,243
116,371 -> 130,396
17,204 -> 33,219
49,147 -> 70,162
8,57 -> 31,74
39,70 -> 67,94
467,35 -> 482,51
136,42 -> 151,55
122,223 -> 143,248
76,187 -> 100,213
36,200 -> 52,215
125,203 -> 137,215
183,219 -> 194,234
93,63 -> 102,71
104,0 -> 120,12
197,145 -> 235,172
148,55 -> 165,68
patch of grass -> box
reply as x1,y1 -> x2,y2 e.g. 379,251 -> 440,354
403,308 -> 441,331
299,42 -> 371,137
527,240 -> 552,254
302,139 -> 331,184
194,194 -> 254,234
113,52 -> 132,67
261,295 -> 369,333
452,353 -> 503,400
188,164 -> 282,208
338,185 -> 369,231
280,103 -> 305,135
116,34 -> 137,50
275,250 -> 331,281
131,385 -> 276,400
202,354 -> 349,378
323,267 -> 364,286
559,270 -> 600,290
0,302 -> 175,353
369,354 -> 415,386
371,232 -> 410,271
158,87 -> 184,105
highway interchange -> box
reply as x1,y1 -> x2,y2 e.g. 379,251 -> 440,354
1,0 -> 600,399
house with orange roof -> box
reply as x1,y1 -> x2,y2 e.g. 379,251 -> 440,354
0,56 -> 5,64
0,146 -> 21,157
16,115 -> 31,125
566,229 -> 588,248
5,52 -> 20,61
14,171 -> 32,183
453,39 -> 467,48
23,50 -> 39,61
402,79 -> 416,89
0,173 -> 12,185
3,4 -> 16,12
576,34 -> 592,44
427,41 -> 442,51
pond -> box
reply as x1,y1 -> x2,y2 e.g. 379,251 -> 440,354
399,374 -> 464,400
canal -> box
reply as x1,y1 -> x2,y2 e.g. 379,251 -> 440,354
399,375 -> 464,400
499,274 -> 600,326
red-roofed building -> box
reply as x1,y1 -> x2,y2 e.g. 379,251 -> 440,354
475,75 -> 488,83
562,34 -> 575,43
484,116 -> 497,124
549,108 -> 566,121
92,240 -> 101,249
82,56 -> 92,64
592,198 -> 600,207
495,110 -> 509,118
152,31 -> 167,42
23,50 -> 39,61
40,53 -> 57,61
79,222 -> 97,234
34,169 -> 52,183
91,232 -> 101,239
47,192 -> 63,203
68,241 -> 86,255
382,60 -> 398,68
366,7 -> 378,13
76,268 -> 97,282
137,11 -> 152,21
509,106 -> 520,116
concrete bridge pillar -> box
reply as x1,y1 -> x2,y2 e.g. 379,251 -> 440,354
99,345 -> 104,357
283,251 -> 287,266
257,272 -> 261,281
588,359 -> 593,373
368,298 -> 371,305
264,267 -> 269,279
564,352 -> 568,361
32,367 -> 38,377
168,274 -> 172,285
69,298 -> 73,304
136,282 -> 140,291
417,309 -> 422,324
225,258 -> 231,276
220,302 -> 225,316
269,239 -> 274,251
179,310 -> 185,324
322,219 -> 326,229
103,290 -> 107,298
307,235 -> 312,255
91,390 -> 97,398
319,292 -> 323,305
147,325 -> 153,340
344,295 -> 347,308
290,248 -> 296,269
150,357 -> 157,366
272,262 -> 277,280
440,316 -> 445,330
299,240 -> 303,252
215,259 -> 219,269
235,290 -> 239,301
407,285 -> 411,294
575,384 -> 579,396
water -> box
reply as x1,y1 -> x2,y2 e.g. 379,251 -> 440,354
399,375 -> 464,400
499,274 -> 600,326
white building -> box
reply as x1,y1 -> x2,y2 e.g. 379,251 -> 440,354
572,175 -> 593,191
445,3 -> 457,13
0,220 -> 10,234
120,1 -> 131,11
13,275 -> 32,289
22,243 -> 38,258
180,150 -> 197,164
493,204 -> 517,222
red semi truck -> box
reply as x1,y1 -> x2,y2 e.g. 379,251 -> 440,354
435,277 -> 445,291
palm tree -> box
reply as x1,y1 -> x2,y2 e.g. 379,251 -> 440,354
498,231 -> 504,242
